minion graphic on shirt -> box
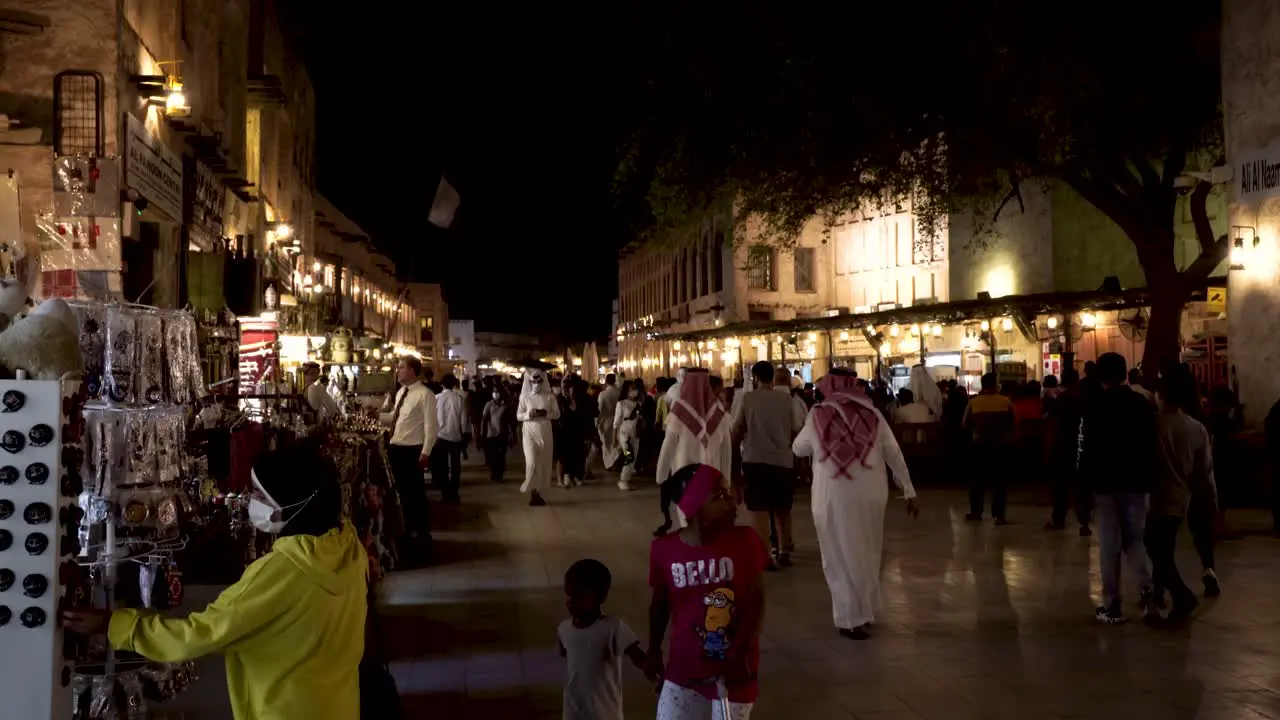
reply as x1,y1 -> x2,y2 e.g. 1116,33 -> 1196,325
697,587 -> 735,660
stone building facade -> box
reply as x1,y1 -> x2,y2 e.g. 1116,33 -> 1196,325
1222,0 -> 1280,424
617,178 -> 1228,386
0,0 -> 316,310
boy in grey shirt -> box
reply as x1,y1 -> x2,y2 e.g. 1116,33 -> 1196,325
1147,375 -> 1217,624
558,559 -> 654,719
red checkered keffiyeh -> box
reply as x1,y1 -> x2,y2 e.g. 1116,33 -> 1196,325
669,369 -> 725,447
813,373 -> 880,478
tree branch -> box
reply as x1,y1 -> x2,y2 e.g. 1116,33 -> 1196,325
1182,232 -> 1228,284
1062,172 -> 1150,245
991,176 -> 1025,225
1188,180 -> 1216,254
1160,135 -> 1191,192
1131,159 -> 1161,194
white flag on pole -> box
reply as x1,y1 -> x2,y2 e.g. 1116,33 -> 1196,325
428,176 -> 460,228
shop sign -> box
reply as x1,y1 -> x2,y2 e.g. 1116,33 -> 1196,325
124,114 -> 182,221
190,160 -> 225,250
1235,141 -> 1280,205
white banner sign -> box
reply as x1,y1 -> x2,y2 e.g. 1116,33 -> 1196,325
1236,141 -> 1280,205
124,113 -> 183,221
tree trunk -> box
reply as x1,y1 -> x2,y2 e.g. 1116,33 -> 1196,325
1139,284 -> 1187,381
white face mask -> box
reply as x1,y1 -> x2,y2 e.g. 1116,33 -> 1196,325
249,470 -> 320,534
492,391 -> 501,401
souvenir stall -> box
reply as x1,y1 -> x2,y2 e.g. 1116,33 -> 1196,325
324,415 -> 403,581
0,297 -> 207,719
67,301 -> 206,718
194,308 -> 238,395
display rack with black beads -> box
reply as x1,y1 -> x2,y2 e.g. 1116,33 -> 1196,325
0,379 -> 81,720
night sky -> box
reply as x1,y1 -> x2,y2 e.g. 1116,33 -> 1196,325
281,2 -> 628,342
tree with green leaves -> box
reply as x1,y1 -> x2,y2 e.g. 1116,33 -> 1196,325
612,1 -> 1225,374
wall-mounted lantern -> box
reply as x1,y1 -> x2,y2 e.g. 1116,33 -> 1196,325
1230,225 -> 1258,271
132,61 -> 189,118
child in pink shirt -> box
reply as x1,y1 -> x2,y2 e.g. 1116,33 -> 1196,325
647,463 -> 769,719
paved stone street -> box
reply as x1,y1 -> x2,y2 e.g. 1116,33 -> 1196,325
162,456 -> 1280,719
373,460 -> 1280,720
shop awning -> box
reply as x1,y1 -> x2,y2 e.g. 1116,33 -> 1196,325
663,284 -> 1215,342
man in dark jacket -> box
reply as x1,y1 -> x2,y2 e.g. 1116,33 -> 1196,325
1079,353 -> 1156,624
1045,368 -> 1091,535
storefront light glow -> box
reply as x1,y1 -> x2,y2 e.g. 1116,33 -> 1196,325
672,341 -> 682,351
879,343 -> 890,357
980,320 -> 990,332
807,332 -> 818,342
932,324 -> 943,337
275,222 -> 292,239
1046,316 -> 1058,329
1001,317 -> 1013,332
839,330 -> 850,341
1080,312 -> 1097,328
890,324 -> 900,337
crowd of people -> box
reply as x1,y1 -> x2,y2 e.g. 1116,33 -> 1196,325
540,353 -> 1231,717
60,350 -> 1237,719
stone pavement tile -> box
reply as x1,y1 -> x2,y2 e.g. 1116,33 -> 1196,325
829,682 -> 914,713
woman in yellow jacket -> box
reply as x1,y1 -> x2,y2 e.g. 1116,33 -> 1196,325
64,447 -> 369,720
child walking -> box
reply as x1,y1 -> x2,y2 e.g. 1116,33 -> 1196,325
559,559 -> 654,720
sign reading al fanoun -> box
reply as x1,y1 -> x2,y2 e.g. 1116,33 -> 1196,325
1237,142 -> 1280,204
124,113 -> 183,221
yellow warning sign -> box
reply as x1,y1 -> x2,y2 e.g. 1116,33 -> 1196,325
1205,287 -> 1226,314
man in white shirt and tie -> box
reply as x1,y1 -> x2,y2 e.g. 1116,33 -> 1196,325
380,356 -> 439,554
433,373 -> 468,505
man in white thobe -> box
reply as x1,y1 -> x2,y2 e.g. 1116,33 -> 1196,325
517,367 -> 560,506
793,368 -> 919,640
596,373 -> 621,469
654,369 -> 732,535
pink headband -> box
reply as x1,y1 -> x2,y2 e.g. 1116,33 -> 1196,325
676,465 -> 723,519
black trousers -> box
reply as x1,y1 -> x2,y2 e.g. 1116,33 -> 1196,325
431,439 -> 463,501
1187,501 -> 1215,571
561,432 -> 587,481
1050,461 -> 1092,528
1146,513 -> 1194,607
484,436 -> 507,483
388,444 -> 429,538
659,477 -> 679,527
968,442 -> 1007,520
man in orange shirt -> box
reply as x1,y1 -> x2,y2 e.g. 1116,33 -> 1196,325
962,372 -> 1015,524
